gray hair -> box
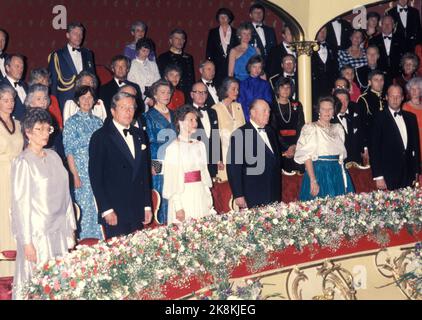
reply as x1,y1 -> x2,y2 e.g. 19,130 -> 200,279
400,52 -> 420,71
406,77 -> 422,96
131,21 -> 147,33
110,92 -> 137,110
24,84 -> 51,108
217,77 -> 239,101
199,59 -> 215,70
0,84 -> 16,99
29,68 -> 51,86
75,71 -> 99,90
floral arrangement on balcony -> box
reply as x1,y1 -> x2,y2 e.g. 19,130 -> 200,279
22,187 -> 422,300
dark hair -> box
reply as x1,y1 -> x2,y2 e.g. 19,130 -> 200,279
164,64 -> 183,78
67,22 -> 85,33
4,53 -> 25,68
216,8 -> 234,24
150,79 -> 173,103
368,69 -> 385,82
0,28 -> 8,41
111,55 -> 131,70
366,44 -> 379,54
313,96 -> 335,115
249,3 -> 265,14
246,55 -> 264,74
334,76 -> 351,90
333,88 -> 351,114
237,22 -> 254,37
274,77 -> 294,98
340,64 -> 354,73
366,11 -> 381,21
135,38 -> 153,52
174,104 -> 200,133
110,92 -> 137,110
169,28 -> 186,39
282,54 -> 296,65
350,28 -> 365,40
217,77 -> 239,101
22,108 -> 52,145
73,85 -> 97,106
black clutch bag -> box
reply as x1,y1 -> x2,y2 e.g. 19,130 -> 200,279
152,160 -> 162,174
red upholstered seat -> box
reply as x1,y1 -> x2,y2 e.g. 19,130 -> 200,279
281,170 -> 303,203
95,65 -> 113,86
346,162 -> 376,194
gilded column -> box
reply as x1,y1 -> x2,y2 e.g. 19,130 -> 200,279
292,41 -> 319,123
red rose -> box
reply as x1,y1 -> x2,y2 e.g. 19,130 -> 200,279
44,285 -> 52,294
241,226 -> 247,232
70,279 -> 77,289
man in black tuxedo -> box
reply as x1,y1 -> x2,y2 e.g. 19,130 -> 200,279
227,99 -> 287,209
89,92 -> 152,239
48,22 -> 96,110
370,84 -> 420,190
205,8 -> 238,88
248,3 -> 277,65
99,55 -> 144,119
157,29 -> 195,100
190,82 -> 221,179
312,26 -> 339,102
325,18 -> 353,52
267,25 -> 296,78
368,15 -> 405,79
198,60 -> 219,107
269,54 -> 298,100
332,89 -> 366,165
0,54 -> 27,120
387,0 -> 422,52
0,29 -> 8,78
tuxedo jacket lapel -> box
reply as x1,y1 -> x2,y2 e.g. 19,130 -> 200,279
62,47 -> 78,75
108,122 -> 136,166
132,129 -> 144,179
386,110 -> 406,151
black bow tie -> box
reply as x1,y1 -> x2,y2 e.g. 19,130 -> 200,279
285,44 -> 292,49
257,127 -> 266,132
394,111 -> 402,117
123,128 -> 134,137
320,42 -> 327,48
338,114 -> 346,120
399,7 -> 408,12
13,81 -> 21,88
383,35 -> 392,40
205,81 -> 214,87
118,80 -> 125,85
0,52 -> 5,59
72,47 -> 81,52
255,24 -> 263,28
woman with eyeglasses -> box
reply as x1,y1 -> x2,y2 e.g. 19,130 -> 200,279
63,86 -> 103,240
11,108 -> 76,299
0,84 -> 24,278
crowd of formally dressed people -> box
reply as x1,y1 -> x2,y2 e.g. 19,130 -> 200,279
0,1 -> 421,299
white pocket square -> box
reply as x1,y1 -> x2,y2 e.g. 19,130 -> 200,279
353,128 -> 358,134
141,144 -> 147,150
353,113 -> 358,117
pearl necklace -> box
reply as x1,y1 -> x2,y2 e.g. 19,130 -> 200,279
155,105 -> 169,114
277,100 -> 291,123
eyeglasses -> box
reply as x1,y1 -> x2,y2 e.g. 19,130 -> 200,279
33,126 -> 54,135
192,91 -> 208,95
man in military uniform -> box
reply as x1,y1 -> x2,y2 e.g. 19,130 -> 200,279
48,22 -> 96,110
157,29 -> 195,100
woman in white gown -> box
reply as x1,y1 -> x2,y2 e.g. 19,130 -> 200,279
11,108 -> 76,299
163,105 -> 216,224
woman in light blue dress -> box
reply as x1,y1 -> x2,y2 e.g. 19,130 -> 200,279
144,80 -> 177,224
63,86 -> 103,239
228,22 -> 260,81
294,96 -> 354,201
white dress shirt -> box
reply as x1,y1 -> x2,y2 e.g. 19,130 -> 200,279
337,109 -> 349,134
253,22 -> 266,47
114,78 -> 125,88
201,78 -> 219,105
250,120 -> 273,153
398,5 -> 408,28
193,103 -> 211,138
382,33 -> 393,56
331,20 -> 342,47
283,41 -> 296,57
219,26 -> 232,57
6,75 -> 26,103
67,43 -> 83,74
318,42 -> 328,63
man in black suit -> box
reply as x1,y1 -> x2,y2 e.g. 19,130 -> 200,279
248,3 -> 277,65
99,55 -> 144,119
157,29 -> 195,100
332,89 -> 366,165
198,60 -> 219,107
205,8 -> 238,87
0,29 -> 8,78
267,25 -> 296,78
227,99 -> 287,209
269,54 -> 298,100
370,84 -> 420,190
387,0 -> 422,52
190,82 -> 221,179
89,92 -> 152,239
0,54 -> 27,120
325,18 -> 353,52
368,15 -> 405,79
312,26 -> 339,102
48,22 -> 96,110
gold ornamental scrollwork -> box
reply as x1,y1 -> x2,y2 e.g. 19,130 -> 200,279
291,41 -> 319,57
